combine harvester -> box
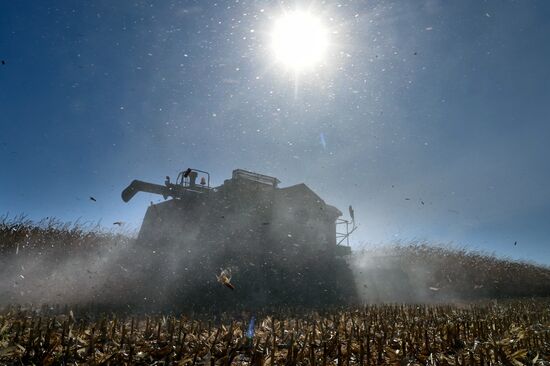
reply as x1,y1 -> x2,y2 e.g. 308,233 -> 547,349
121,168 -> 357,310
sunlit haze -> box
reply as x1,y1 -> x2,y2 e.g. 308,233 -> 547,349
1,1 -> 550,265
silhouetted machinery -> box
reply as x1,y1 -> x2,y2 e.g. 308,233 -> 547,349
121,168 -> 357,310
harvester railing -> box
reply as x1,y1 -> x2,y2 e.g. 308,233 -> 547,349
336,218 -> 357,247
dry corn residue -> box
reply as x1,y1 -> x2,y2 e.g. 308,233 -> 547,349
1,300 -> 549,365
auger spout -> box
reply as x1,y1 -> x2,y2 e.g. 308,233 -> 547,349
121,180 -> 171,202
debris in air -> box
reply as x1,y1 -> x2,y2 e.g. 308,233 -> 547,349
405,198 -> 411,201
514,241 -> 517,246
348,205 -> 355,222
216,268 -> 235,290
1,60 -> 5,65
89,196 -> 97,202
113,221 -> 123,226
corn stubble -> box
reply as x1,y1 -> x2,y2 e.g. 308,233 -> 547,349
1,300 -> 549,365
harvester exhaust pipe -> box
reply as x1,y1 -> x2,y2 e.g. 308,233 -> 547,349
121,180 -> 171,202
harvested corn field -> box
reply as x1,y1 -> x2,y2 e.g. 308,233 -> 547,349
1,300 -> 549,365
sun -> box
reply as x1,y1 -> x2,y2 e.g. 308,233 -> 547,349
270,11 -> 329,72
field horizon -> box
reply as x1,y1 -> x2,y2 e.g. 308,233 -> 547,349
1,214 -> 550,308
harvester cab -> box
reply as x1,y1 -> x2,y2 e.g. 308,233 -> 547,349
176,168 -> 210,188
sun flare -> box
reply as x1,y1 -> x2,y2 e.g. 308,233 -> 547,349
270,11 -> 329,72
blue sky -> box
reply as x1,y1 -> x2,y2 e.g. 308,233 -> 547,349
1,1 -> 550,264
